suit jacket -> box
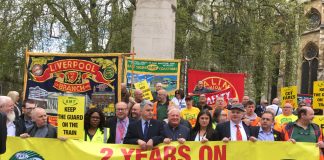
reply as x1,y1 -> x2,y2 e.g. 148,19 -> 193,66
215,121 -> 250,141
106,117 -> 135,143
250,126 -> 281,141
123,119 -> 163,146
0,113 -> 7,154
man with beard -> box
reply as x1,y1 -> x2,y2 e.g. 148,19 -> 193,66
0,96 -> 26,137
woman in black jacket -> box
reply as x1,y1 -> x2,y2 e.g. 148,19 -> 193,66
190,110 -> 216,143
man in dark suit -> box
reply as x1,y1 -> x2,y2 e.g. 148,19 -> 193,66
0,112 -> 7,154
124,100 -> 164,150
106,102 -> 135,144
249,111 -> 281,141
215,103 -> 250,141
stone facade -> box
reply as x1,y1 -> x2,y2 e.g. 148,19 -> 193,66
297,0 -> 324,94
131,0 -> 176,59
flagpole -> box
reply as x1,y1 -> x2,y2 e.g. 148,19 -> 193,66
130,47 -> 135,95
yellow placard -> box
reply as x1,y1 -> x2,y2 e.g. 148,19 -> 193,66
280,86 -> 298,108
134,80 -> 153,100
313,81 -> 324,109
313,116 -> 324,133
2,137 -> 319,160
57,96 -> 85,139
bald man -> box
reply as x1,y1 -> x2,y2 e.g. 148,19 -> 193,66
21,107 -> 57,138
152,89 -> 169,121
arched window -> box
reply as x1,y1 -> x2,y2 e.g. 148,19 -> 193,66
301,42 -> 319,94
306,8 -> 321,30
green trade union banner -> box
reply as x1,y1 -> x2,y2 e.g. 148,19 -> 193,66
125,58 -> 181,97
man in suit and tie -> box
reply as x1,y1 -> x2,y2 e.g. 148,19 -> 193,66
249,111 -> 282,141
215,103 -> 250,142
106,102 -> 135,143
124,100 -> 164,150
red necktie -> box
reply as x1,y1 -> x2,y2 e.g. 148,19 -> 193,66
235,124 -> 242,141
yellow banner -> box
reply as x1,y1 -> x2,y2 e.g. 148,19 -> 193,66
313,116 -> 324,133
2,137 -> 319,160
134,80 -> 153,100
313,81 -> 324,109
57,96 -> 85,139
280,86 -> 298,108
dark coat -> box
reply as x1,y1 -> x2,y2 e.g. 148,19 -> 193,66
162,124 -> 190,141
27,123 -> 57,138
123,119 -> 164,146
105,117 -> 136,143
250,126 -> 282,141
190,128 -> 217,141
215,121 -> 251,141
0,112 -> 7,154
13,116 -> 26,136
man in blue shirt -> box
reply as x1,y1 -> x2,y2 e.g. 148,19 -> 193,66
249,111 -> 281,141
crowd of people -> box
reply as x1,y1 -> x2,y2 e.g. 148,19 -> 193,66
0,82 -> 324,158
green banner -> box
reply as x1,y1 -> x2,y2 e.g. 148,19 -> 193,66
126,59 -> 179,74
124,58 -> 181,97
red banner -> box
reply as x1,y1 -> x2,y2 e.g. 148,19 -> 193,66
188,69 -> 245,102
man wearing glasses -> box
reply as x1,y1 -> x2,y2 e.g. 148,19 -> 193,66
105,102 -> 135,144
21,99 -> 37,130
249,111 -> 282,141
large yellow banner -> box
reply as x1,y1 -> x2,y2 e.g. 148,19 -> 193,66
57,96 -> 85,139
280,86 -> 298,108
313,81 -> 324,109
2,137 -> 319,160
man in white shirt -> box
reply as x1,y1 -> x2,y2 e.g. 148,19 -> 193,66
215,104 -> 250,142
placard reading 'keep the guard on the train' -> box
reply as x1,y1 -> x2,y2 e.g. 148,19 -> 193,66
57,96 -> 85,139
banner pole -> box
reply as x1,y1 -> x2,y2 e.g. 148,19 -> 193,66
130,47 -> 135,95
184,56 -> 188,96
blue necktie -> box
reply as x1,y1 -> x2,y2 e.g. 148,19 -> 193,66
144,121 -> 149,140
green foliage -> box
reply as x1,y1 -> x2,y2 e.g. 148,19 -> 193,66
175,0 -> 306,102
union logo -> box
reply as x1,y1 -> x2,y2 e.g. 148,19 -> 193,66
201,76 -> 239,98
31,64 -> 43,76
147,64 -> 159,71
103,66 -> 115,80
10,150 -> 44,160
65,71 -> 79,83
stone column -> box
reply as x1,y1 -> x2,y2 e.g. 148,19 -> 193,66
131,0 -> 176,59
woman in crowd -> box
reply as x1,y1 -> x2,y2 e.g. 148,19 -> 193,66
190,110 -> 216,143
212,108 -> 228,129
171,89 -> 186,110
7,91 -> 22,117
84,108 -> 109,143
